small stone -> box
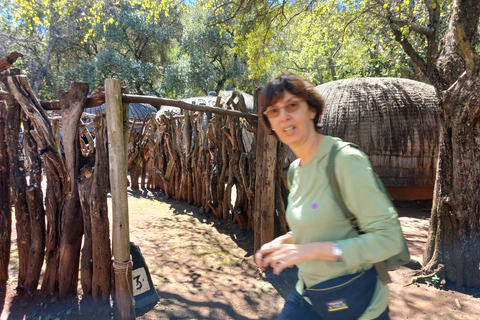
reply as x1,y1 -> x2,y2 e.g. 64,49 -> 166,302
455,298 -> 462,309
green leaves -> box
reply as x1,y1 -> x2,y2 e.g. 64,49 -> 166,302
204,0 -> 413,83
2,0 -> 437,100
162,2 -> 254,97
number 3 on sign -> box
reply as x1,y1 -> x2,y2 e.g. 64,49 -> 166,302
132,267 -> 150,296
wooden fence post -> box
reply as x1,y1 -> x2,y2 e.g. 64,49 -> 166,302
254,88 -> 277,252
105,79 -> 135,320
5,74 -> 68,295
4,78 -> 30,290
0,100 -> 11,284
58,81 -> 90,298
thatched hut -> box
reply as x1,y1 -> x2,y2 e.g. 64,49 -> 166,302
315,77 -> 439,200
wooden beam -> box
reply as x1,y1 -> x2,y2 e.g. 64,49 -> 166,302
124,94 -> 258,122
40,93 -> 258,123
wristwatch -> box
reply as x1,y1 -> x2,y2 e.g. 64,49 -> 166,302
332,242 -> 343,262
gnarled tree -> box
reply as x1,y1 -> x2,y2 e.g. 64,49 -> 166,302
384,0 -> 480,288
216,0 -> 480,287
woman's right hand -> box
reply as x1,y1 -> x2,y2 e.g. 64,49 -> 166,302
254,233 -> 293,270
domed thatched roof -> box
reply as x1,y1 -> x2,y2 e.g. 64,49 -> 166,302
84,103 -> 157,121
315,77 -> 439,188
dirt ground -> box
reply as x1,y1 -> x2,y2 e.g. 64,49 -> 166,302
1,189 -> 480,320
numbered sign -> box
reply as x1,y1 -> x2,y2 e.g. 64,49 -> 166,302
132,267 -> 151,296
130,242 -> 159,309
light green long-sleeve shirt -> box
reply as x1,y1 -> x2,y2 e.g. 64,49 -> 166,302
286,136 -> 404,319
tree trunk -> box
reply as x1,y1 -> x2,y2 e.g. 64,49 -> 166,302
228,113 -> 249,230
23,117 -> 46,293
78,112 -> 112,304
421,0 -> 480,288
191,116 -> 201,206
156,130 -> 166,192
180,113 -> 191,202
5,74 -> 68,295
253,88 -> 277,251
423,70 -> 480,287
90,113 -> 112,303
247,90 -> 259,231
140,149 -> 148,190
184,114 -> 196,204
31,36 -> 57,96
57,82 -> 90,298
130,161 -> 140,189
77,126 -> 96,297
78,165 -> 94,297
42,156 -> 68,295
3,90 -> 30,290
0,101 -> 11,284
274,141 -> 288,237
146,119 -> 157,189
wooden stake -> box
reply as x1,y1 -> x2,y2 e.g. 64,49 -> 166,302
253,89 -> 277,251
105,79 -> 135,320
0,101 -> 11,284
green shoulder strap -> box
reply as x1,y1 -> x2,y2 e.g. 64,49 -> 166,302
326,141 -> 392,285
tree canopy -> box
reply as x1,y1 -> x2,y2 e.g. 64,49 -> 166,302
1,0 -> 413,99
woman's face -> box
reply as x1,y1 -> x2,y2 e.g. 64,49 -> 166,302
265,91 -> 316,148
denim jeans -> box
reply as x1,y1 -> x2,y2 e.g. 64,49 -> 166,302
277,289 -> 390,320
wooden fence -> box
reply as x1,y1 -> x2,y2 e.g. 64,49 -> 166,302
0,52 -> 286,314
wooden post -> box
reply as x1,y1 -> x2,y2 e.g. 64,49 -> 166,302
3,81 -> 30,289
105,79 -> 135,320
58,82 -> 89,298
253,89 -> 277,252
0,100 -> 11,284
5,74 -> 68,295
23,116 -> 46,293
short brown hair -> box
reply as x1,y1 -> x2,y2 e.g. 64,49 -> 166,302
259,72 -> 325,135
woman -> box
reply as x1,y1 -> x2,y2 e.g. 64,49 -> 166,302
255,72 -> 404,320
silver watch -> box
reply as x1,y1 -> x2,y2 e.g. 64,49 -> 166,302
332,242 -> 343,262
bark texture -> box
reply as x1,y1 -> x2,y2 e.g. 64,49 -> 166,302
0,101 -> 11,284
423,69 -> 480,287
90,113 -> 112,302
2,83 -> 30,290
6,74 -> 68,295
416,0 -> 480,287
0,52 -> 23,73
78,112 -> 112,303
57,82 -> 89,298
23,117 -> 46,293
